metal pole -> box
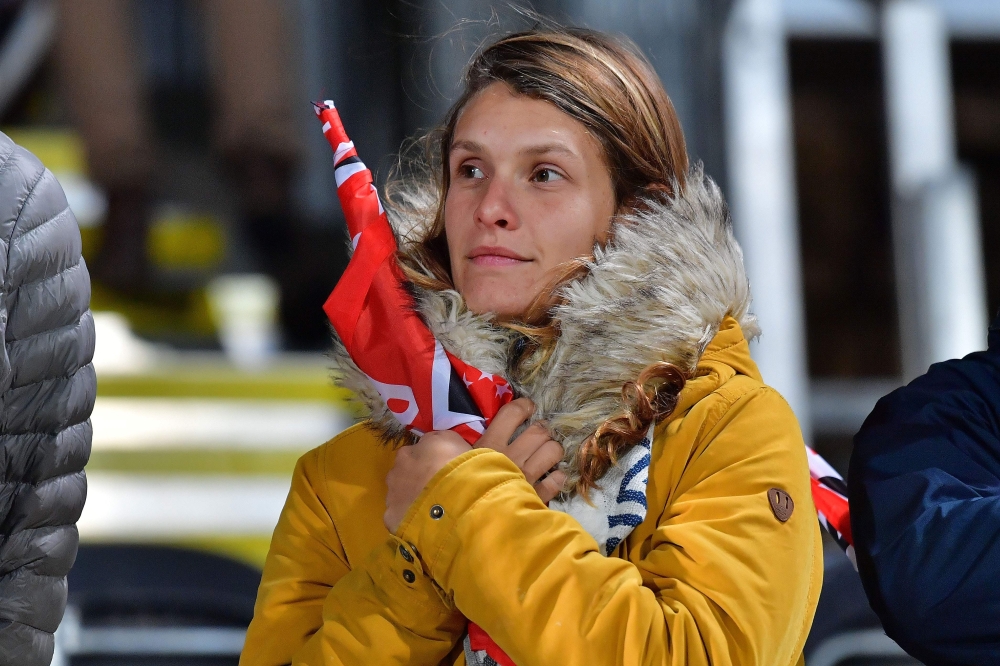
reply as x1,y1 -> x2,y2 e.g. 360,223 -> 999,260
881,0 -> 988,377
723,0 -> 812,438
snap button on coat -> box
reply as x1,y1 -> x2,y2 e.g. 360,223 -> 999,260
402,569 -> 416,583
430,505 -> 444,519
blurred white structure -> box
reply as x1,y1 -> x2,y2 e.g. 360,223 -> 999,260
882,0 -> 988,378
78,474 -> 293,537
90,398 -> 349,450
53,605 -> 246,665
724,0 -> 813,438
718,0 -> 1000,435
81,389 -> 352,539
206,273 -> 281,370
785,0 -> 1000,39
91,311 -> 159,374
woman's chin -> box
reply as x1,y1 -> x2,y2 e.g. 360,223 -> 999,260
462,290 -> 533,320
457,273 -> 539,319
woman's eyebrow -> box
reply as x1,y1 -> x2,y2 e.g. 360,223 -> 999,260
450,139 -> 484,154
450,139 -> 579,160
520,142 -> 579,159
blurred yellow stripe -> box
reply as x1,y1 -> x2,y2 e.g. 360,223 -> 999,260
87,449 -> 305,476
98,369 -> 357,408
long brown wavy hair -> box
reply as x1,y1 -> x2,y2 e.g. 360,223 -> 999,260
392,28 -> 692,493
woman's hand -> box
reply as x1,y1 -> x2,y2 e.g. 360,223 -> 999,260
384,430 -> 470,534
383,398 -> 568,533
473,398 -> 567,503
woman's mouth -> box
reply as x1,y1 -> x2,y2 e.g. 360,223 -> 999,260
468,246 -> 529,266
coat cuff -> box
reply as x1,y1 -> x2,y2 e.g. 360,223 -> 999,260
395,448 -> 532,588
358,532 -> 458,622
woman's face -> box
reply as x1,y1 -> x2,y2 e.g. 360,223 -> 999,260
444,82 -> 616,318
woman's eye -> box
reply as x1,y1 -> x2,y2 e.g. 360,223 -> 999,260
532,168 -> 564,183
459,164 -> 485,180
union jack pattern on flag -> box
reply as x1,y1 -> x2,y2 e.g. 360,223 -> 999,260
807,447 -> 855,566
314,99 -> 855,666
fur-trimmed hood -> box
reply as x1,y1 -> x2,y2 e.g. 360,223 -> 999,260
330,166 -> 758,490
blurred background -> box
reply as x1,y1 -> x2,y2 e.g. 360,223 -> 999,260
2,0 -> 997,663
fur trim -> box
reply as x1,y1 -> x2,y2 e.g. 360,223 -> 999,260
330,166 -> 758,488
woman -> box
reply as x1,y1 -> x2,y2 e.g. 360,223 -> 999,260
241,28 -> 821,666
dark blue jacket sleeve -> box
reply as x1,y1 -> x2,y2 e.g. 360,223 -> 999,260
849,315 -> 1000,666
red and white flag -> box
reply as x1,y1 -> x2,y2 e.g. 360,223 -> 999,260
315,100 -> 514,445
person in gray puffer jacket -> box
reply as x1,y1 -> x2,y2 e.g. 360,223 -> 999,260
0,131 -> 96,665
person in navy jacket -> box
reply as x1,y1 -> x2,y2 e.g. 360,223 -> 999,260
849,311 -> 1000,666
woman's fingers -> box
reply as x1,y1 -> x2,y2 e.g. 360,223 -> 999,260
474,397 -> 534,451
469,399 -> 568,499
505,423 -> 551,467
520,438 -> 564,484
534,470 -> 568,504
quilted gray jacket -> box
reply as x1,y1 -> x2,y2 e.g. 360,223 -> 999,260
0,131 -> 95,665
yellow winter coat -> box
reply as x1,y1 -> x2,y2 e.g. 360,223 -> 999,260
240,317 -> 823,666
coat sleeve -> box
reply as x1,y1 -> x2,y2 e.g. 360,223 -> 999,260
0,132 -> 96,666
848,345 -> 1000,666
396,387 -> 821,666
240,446 -> 466,666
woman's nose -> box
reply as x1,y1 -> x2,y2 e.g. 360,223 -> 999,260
474,179 -> 519,230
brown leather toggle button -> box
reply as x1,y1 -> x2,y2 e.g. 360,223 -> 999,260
398,544 -> 413,562
768,488 -> 794,522
430,504 -> 444,519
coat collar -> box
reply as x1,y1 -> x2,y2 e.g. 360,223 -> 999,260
330,166 -> 759,490
668,315 -> 761,422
